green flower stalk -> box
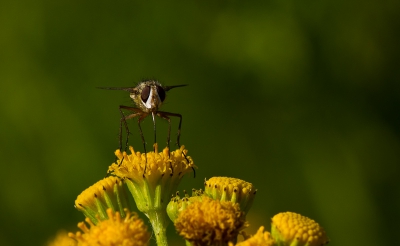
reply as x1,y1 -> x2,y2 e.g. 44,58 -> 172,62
74,176 -> 130,224
204,177 -> 257,215
108,144 -> 196,246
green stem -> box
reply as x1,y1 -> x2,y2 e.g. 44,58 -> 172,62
148,210 -> 169,246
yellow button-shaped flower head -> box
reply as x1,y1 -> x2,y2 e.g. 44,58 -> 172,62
74,176 -> 130,224
271,212 -> 329,246
69,208 -> 150,246
175,196 -> 248,246
205,177 -> 256,215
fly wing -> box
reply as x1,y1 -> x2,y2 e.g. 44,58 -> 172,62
97,87 -> 136,93
163,84 -> 188,91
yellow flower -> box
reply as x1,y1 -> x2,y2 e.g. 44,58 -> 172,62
232,226 -> 275,246
205,177 -> 256,214
271,212 -> 329,246
69,208 -> 150,246
108,144 -> 196,246
47,230 -> 77,246
74,176 -> 130,224
108,144 -> 195,212
175,196 -> 248,246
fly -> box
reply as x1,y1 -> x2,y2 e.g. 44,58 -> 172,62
98,80 -> 193,176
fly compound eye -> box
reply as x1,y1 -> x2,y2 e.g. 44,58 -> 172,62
156,85 -> 166,102
141,85 -> 151,103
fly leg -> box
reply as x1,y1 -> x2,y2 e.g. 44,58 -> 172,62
118,106 -> 143,151
118,106 -> 148,173
156,112 -> 172,154
136,113 -> 148,163
157,112 -> 174,175
157,111 -> 184,148
151,112 -> 157,152
157,111 -> 195,178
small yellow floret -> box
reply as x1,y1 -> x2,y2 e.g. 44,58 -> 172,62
47,230 -> 77,246
234,226 -> 274,246
175,196 -> 248,246
69,208 -> 150,246
271,212 -> 329,246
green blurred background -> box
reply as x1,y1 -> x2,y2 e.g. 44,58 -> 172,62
1,1 -> 399,245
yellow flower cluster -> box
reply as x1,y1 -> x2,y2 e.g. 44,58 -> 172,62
46,143 -> 330,246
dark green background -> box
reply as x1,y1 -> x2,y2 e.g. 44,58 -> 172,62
1,1 -> 399,245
